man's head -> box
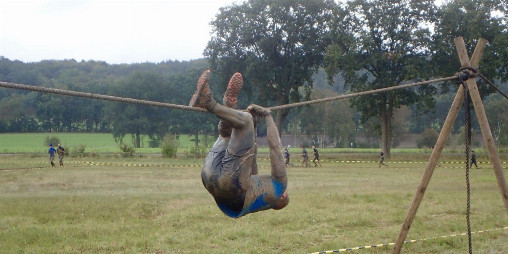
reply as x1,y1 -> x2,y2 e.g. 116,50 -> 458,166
273,191 -> 289,210
58,144 -> 61,147
312,145 -> 315,149
49,144 -> 52,147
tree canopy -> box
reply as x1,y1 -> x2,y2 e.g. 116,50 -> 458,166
1,0 -> 507,149
204,0 -> 337,133
324,0 -> 438,158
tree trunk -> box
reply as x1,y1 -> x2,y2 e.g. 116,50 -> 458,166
275,91 -> 290,137
386,106 -> 393,159
135,129 -> 141,148
274,108 -> 285,138
380,103 -> 392,159
194,132 -> 199,148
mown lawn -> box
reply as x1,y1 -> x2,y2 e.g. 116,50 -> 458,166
1,132 -> 505,158
0,154 -> 507,253
0,133 -> 215,154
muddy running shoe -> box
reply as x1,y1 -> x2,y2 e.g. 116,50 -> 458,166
189,70 -> 213,108
218,73 -> 243,137
223,72 -> 243,109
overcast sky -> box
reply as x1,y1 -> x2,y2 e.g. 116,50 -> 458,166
0,0 -> 238,64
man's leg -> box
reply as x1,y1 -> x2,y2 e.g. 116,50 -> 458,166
201,135 -> 233,198
190,70 -> 255,155
221,73 -> 258,175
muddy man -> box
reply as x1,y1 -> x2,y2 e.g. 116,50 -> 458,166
190,70 -> 289,218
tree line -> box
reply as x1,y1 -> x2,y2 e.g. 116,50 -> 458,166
0,0 -> 507,153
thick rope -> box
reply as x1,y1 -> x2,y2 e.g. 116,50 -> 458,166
478,73 -> 508,100
267,76 -> 458,111
461,80 -> 473,254
458,67 -> 508,100
1,75 -> 457,112
0,81 -> 207,112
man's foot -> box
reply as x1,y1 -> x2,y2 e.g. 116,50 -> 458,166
218,73 -> 243,137
189,70 -> 215,109
223,72 -> 243,109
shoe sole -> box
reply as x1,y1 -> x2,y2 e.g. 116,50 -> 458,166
223,72 -> 243,109
189,70 -> 211,107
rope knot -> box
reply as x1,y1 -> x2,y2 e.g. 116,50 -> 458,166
456,67 -> 478,87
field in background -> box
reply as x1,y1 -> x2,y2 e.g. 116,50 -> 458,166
0,154 -> 507,253
2,133 -> 507,157
0,133 -> 212,154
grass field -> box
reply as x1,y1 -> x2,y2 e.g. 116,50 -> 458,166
0,133 -> 215,154
1,153 -> 507,253
2,132 -> 507,157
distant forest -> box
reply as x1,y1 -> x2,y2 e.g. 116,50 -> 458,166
1,57 -> 506,148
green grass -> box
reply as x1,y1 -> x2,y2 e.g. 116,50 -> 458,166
0,133 -> 216,154
2,133 -> 507,157
1,155 -> 507,253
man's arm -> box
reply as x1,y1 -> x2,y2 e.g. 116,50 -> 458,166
246,104 -> 286,185
265,113 -> 287,186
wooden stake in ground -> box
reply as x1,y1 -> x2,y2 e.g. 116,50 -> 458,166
454,37 -> 508,212
392,37 -> 490,254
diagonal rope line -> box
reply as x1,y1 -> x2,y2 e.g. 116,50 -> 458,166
268,76 -> 458,110
477,73 -> 508,100
0,81 -> 207,112
1,75 -> 457,112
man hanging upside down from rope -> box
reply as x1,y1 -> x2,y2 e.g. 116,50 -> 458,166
189,70 -> 289,218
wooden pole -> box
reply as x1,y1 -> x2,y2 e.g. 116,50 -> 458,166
391,38 -> 487,254
454,37 -> 508,211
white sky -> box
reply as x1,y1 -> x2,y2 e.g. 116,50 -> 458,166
0,0 -> 238,64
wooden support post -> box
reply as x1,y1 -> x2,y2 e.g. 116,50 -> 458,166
455,37 -> 508,211
392,38 -> 487,254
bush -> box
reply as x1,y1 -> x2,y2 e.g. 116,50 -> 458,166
184,146 -> 207,158
160,134 -> 179,158
44,136 -> 60,147
119,143 -> 135,157
416,128 -> 439,148
70,145 -> 87,157
148,135 -> 162,148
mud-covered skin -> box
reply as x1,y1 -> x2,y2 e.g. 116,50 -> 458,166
201,134 -> 286,217
200,104 -> 287,218
191,70 -> 287,218
201,104 -> 287,218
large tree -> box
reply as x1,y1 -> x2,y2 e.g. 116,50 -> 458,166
432,0 -> 508,92
484,95 -> 508,145
204,0 -> 337,133
299,89 -> 356,147
324,0 -> 437,158
105,71 -> 172,148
